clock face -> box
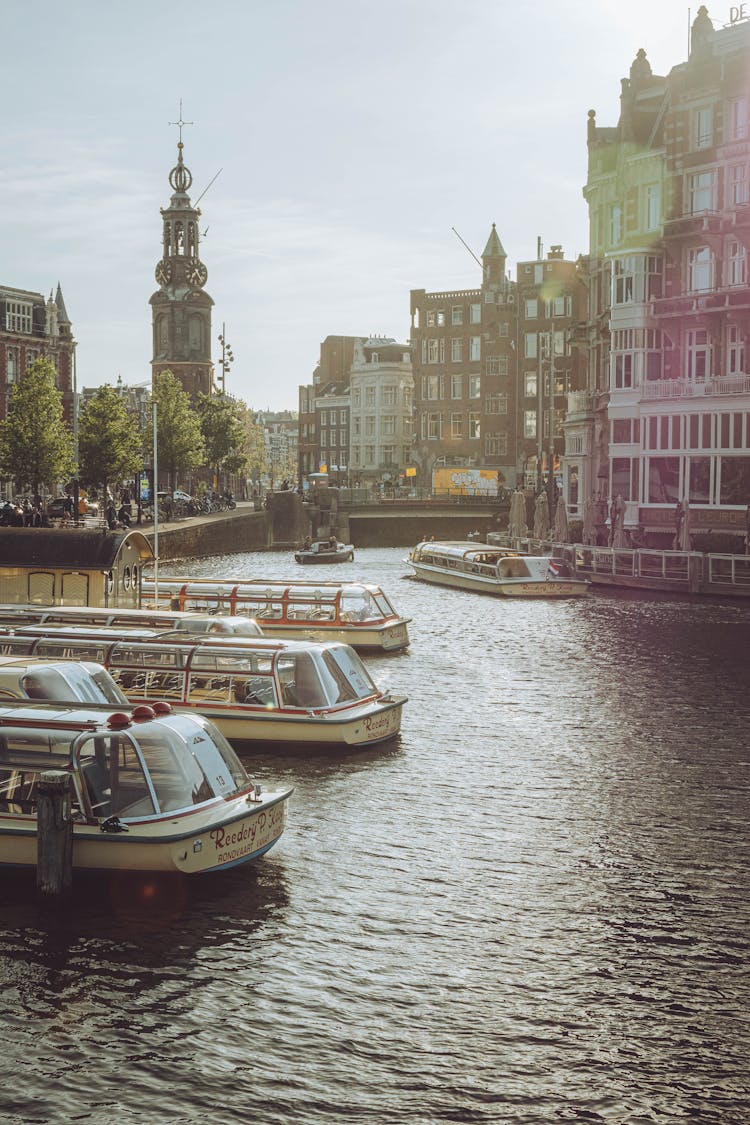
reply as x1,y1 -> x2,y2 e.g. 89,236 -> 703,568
155,259 -> 172,286
186,258 -> 208,288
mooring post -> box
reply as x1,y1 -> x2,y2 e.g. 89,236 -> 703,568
36,770 -> 73,898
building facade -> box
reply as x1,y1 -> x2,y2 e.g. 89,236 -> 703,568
410,225 -> 518,490
150,135 -> 214,398
516,245 -> 587,499
349,337 -> 413,487
573,6 -> 750,543
0,283 -> 75,424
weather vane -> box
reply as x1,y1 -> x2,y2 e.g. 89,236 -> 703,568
169,99 -> 194,147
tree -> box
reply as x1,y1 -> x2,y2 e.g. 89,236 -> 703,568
144,371 -> 205,488
235,401 -> 268,484
0,357 -> 75,496
197,393 -> 248,488
78,384 -> 143,501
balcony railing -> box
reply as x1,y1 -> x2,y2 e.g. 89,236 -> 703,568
641,374 -> 750,400
566,390 -> 592,415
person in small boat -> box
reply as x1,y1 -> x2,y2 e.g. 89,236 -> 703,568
302,535 -> 312,550
327,535 -> 338,551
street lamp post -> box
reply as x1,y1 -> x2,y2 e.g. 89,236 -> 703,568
217,323 -> 234,394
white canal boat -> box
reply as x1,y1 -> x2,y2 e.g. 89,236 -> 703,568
0,627 -> 407,748
407,541 -> 590,598
294,540 -> 355,564
0,703 -> 291,874
142,577 -> 410,652
0,604 -> 263,637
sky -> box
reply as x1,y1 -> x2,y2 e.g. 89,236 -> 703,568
0,0 -> 721,410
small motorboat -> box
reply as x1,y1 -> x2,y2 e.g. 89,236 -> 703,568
0,703 -> 291,874
294,540 -> 354,564
407,540 -> 590,597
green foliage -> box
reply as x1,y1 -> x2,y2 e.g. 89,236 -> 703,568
197,393 -> 248,480
0,357 -> 75,495
78,384 -> 143,498
144,371 -> 205,487
235,401 -> 268,480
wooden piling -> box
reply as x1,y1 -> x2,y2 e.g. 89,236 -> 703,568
36,770 -> 73,898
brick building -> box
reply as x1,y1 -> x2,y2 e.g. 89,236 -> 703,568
0,283 -> 75,424
571,5 -> 750,542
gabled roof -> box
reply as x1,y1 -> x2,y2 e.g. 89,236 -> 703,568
0,529 -> 153,568
55,283 -> 70,324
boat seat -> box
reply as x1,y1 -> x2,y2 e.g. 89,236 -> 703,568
80,758 -> 112,815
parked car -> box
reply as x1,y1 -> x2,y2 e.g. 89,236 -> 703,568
46,496 -> 98,519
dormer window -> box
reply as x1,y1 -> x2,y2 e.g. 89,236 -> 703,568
694,106 -> 713,149
5,301 -> 32,334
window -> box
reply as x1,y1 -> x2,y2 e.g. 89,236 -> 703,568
499,321 -> 509,337
525,299 -> 538,319
451,338 -> 463,362
423,374 -> 443,400
365,387 -> 376,406
468,412 -> 480,439
469,304 -> 481,324
728,162 -> 749,206
524,410 -> 537,438
687,246 -> 713,291
728,97 -> 748,141
450,412 -> 463,439
470,337 -> 481,361
612,353 -> 634,390
468,375 -> 481,399
450,374 -> 463,399
352,417 -> 361,436
686,329 -> 710,381
645,184 -> 661,230
524,334 -> 537,359
613,259 -> 634,304
688,171 -> 715,213
426,413 -> 442,440
5,301 -> 33,333
340,429 -> 347,447
382,446 -> 396,465
381,386 -> 396,406
694,106 -> 713,149
485,433 -> 508,456
485,356 -> 500,376
525,373 -> 537,397
340,410 -> 347,424
6,347 -> 18,383
382,416 -> 396,436
365,416 -> 375,435
364,445 -> 375,464
451,305 -> 463,325
485,393 -> 508,414
552,296 -> 568,317
427,339 -> 439,364
608,203 -> 622,246
727,240 -> 747,287
352,388 -> 361,407
727,325 -> 745,376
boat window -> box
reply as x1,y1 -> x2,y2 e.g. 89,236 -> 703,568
498,558 -> 532,578
175,616 -> 262,636
0,638 -> 37,656
286,600 -> 336,622
186,672 -> 231,703
36,639 -> 111,663
76,734 -> 156,820
341,593 -> 379,622
143,670 -> 186,700
276,653 -> 327,708
141,713 -> 248,801
111,644 -> 184,669
19,665 -> 127,706
231,674 -> 277,707
235,598 -> 284,621
318,647 -> 377,703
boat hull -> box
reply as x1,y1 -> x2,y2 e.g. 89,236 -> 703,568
256,620 -> 410,652
409,564 -> 589,598
129,695 -> 406,747
0,790 -> 291,874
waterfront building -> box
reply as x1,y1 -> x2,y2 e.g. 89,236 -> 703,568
572,6 -> 750,542
150,130 -> 213,399
516,244 -> 587,498
0,283 -> 75,425
298,335 -> 362,483
349,337 -> 413,489
258,410 -> 299,488
410,224 -> 518,490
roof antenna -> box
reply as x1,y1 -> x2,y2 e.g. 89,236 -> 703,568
451,227 -> 482,267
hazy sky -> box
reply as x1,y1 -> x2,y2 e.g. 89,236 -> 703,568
1,0 -> 716,409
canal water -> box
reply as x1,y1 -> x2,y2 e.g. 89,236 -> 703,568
1,548 -> 749,1124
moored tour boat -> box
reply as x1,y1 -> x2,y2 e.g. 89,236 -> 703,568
407,540 -> 590,598
142,577 -> 410,652
0,703 -> 291,874
0,627 -> 407,748
0,604 -> 263,637
294,540 -> 354,564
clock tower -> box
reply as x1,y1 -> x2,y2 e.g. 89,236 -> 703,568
150,120 -> 213,397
